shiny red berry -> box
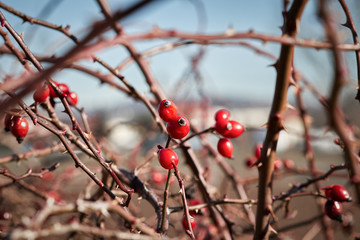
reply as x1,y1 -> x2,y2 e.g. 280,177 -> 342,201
157,148 -> 179,170
158,99 -> 178,122
223,120 -> 244,138
254,144 -> 262,159
33,84 -> 50,103
215,109 -> 230,125
217,138 -> 233,158
245,156 -> 257,168
49,82 -> 69,98
274,158 -> 283,171
67,92 -> 78,105
166,116 -> 190,139
215,121 -> 231,136
182,216 -> 197,230
10,117 -> 29,144
325,185 -> 351,202
325,200 -> 343,222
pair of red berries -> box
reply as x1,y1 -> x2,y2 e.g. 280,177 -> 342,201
182,199 -> 204,231
4,113 -> 29,144
46,81 -> 78,106
158,99 -> 190,139
323,185 -> 351,222
214,109 -> 244,158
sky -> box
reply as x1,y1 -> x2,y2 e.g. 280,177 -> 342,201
0,0 -> 359,112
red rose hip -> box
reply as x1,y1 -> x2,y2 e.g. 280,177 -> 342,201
166,116 -> 190,139
182,216 -> 197,230
10,117 -> 29,144
254,144 -> 263,159
325,200 -> 343,222
33,84 -> 50,103
67,92 -> 79,106
325,185 -> 351,202
217,138 -> 233,158
223,120 -> 244,138
158,99 -> 178,122
214,109 -> 230,126
157,148 -> 179,170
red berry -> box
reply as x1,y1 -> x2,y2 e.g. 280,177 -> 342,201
215,120 -> 231,136
10,117 -> 29,144
283,158 -> 295,169
254,144 -> 262,159
166,116 -> 190,139
58,83 -> 70,97
215,109 -> 230,124
325,185 -> 351,202
49,82 -> 69,98
274,158 -> 283,171
188,199 -> 205,216
48,81 -> 59,98
158,99 -> 178,122
223,120 -> 244,138
67,92 -> 78,105
217,138 -> 233,158
182,216 -> 197,230
245,156 -> 257,168
325,200 -> 343,222
33,84 -> 50,103
157,148 -> 179,170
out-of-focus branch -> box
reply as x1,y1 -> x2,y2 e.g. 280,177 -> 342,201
319,0 -> 360,204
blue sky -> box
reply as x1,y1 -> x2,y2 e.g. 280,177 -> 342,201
0,0 -> 358,112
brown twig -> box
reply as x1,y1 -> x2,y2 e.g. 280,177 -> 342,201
254,1 -> 308,239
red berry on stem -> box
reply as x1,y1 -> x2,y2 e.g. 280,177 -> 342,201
67,92 -> 78,106
166,116 -> 190,139
217,138 -> 233,158
182,216 -> 197,230
48,81 -> 59,98
254,144 -> 262,159
325,200 -> 343,222
157,148 -> 179,170
215,109 -> 230,124
10,117 -> 29,144
329,185 -> 351,202
158,99 -> 178,122
33,84 -> 50,103
215,121 -> 231,136
222,120 -> 244,138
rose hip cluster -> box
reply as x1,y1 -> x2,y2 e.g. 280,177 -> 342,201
323,184 -> 351,222
156,99 -> 190,170
3,81 -> 79,144
33,81 -> 78,106
214,109 -> 244,158
47,81 -> 78,106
